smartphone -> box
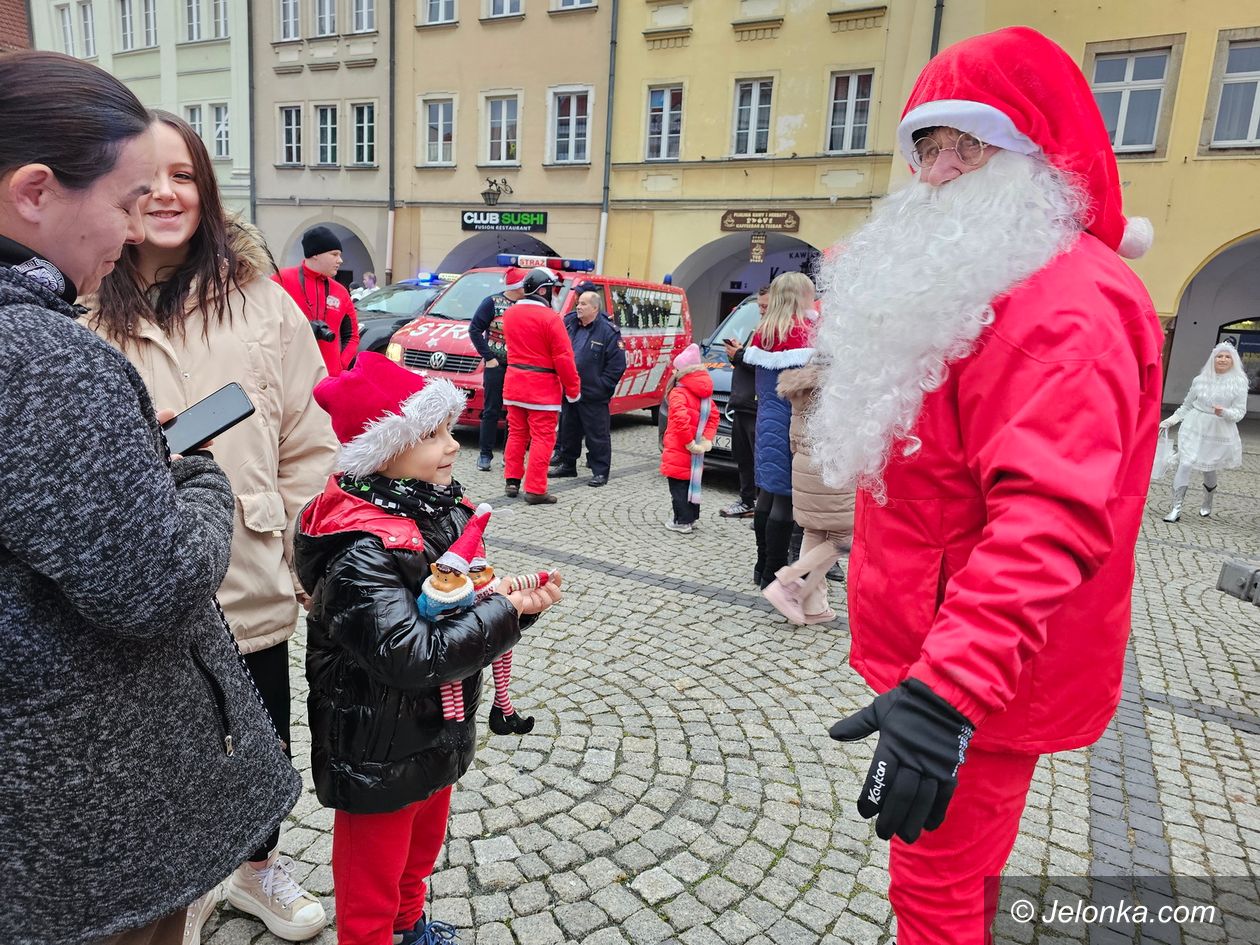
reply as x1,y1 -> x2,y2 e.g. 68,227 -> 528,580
161,382 -> 256,456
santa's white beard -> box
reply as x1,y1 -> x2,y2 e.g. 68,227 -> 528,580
806,150 -> 1086,498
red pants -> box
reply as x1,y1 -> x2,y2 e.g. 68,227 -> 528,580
504,405 -> 559,495
332,787 -> 452,945
888,747 -> 1039,945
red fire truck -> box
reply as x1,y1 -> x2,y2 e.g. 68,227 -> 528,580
385,254 -> 692,426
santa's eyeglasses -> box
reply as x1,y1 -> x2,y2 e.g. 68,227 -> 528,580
911,132 -> 990,169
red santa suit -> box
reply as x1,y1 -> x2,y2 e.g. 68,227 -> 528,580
274,263 -> 360,377
500,297 -> 581,496
829,27 -> 1164,943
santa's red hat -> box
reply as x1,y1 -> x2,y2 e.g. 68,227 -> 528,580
436,503 -> 492,573
503,267 -> 529,291
314,351 -> 467,477
897,26 -> 1153,259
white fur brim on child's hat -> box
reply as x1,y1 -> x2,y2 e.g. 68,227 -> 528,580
313,351 -> 467,478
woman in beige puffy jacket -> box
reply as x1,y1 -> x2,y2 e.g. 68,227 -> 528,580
762,358 -> 855,625
85,112 -> 337,942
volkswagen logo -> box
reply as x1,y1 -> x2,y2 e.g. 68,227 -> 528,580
428,351 -> 448,370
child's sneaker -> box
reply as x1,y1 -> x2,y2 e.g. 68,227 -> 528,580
396,915 -> 460,944
664,520 -> 693,534
225,855 -> 327,942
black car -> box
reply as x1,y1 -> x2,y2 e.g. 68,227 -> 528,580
657,297 -> 763,470
354,278 -> 450,353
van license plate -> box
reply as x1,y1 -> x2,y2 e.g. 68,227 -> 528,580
714,434 -> 732,452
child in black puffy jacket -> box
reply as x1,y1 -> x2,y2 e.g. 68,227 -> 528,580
294,352 -> 562,945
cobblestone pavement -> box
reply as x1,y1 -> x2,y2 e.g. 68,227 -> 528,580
204,415 -> 1260,945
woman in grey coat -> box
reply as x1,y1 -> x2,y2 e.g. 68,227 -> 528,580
0,52 -> 299,945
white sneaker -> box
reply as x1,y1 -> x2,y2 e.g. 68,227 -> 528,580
225,855 -> 327,942
664,520 -> 693,534
182,883 -> 222,945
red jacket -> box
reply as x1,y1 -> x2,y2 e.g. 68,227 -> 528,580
501,299 -> 580,410
659,369 -> 720,479
273,263 -> 360,377
848,235 -> 1163,754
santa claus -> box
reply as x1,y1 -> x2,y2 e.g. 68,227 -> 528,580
809,27 -> 1165,942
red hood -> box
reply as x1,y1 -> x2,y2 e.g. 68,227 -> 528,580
677,368 -> 714,399
299,475 -> 424,546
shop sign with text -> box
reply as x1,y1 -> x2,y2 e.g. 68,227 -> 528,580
720,210 -> 800,232
462,210 -> 549,232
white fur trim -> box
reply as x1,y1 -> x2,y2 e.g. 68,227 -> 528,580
743,345 -> 815,370
421,575 -> 474,605
1117,216 -> 1154,259
337,378 -> 467,477
898,100 -> 1039,164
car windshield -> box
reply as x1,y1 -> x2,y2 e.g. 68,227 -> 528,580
702,300 -> 763,364
358,284 -> 443,317
428,270 -> 579,319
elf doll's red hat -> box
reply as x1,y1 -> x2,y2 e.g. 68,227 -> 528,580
314,351 -> 466,477
896,26 -> 1153,259
436,503 -> 492,573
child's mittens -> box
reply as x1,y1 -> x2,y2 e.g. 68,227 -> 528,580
687,439 -> 713,454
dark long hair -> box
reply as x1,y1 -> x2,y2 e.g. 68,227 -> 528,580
94,110 -> 241,341
0,51 -> 151,188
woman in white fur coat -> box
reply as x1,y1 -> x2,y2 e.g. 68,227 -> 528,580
1160,342 -> 1249,521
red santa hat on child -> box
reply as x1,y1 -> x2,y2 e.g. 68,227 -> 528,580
313,351 -> 467,477
435,503 -> 492,573
896,26 -> 1153,259
503,267 -> 529,291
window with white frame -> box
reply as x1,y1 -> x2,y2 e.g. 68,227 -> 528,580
142,0 -> 157,46
486,96 -> 518,163
646,86 -> 682,160
118,0 -> 135,50
212,0 -> 228,37
1091,50 -> 1169,151
316,104 -> 338,164
80,2 -> 96,56
424,98 -> 454,163
352,103 -> 376,164
186,0 -> 201,41
57,5 -> 76,55
490,0 -> 521,16
315,0 -> 335,36
1213,41 -> 1260,146
827,70 -> 873,153
212,103 -> 230,158
558,0 -> 594,7
352,0 -> 375,32
185,104 -> 203,139
279,105 -> 303,163
280,0 -> 299,39
552,90 -> 589,163
426,0 -> 455,24
733,78 -> 773,156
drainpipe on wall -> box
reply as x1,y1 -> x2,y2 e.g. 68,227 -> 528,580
596,0 -> 619,274
384,0 -> 397,283
930,0 -> 946,57
247,0 -> 257,223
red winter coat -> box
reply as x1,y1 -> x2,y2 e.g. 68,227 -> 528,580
273,263 -> 360,377
848,235 -> 1163,755
659,368 -> 720,479
501,298 -> 580,410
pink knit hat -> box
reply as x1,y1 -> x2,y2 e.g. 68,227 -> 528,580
672,343 -> 702,375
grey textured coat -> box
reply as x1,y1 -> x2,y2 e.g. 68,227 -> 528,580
0,265 -> 301,945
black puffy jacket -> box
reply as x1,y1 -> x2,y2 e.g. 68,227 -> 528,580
295,478 -> 522,814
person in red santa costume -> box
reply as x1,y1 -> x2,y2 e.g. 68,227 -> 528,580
808,27 -> 1165,942
500,267 -> 582,505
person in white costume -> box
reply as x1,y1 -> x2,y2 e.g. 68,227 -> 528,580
1160,342 -> 1249,521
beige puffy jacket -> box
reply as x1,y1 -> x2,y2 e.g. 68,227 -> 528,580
82,222 -> 338,654
777,361 -> 855,537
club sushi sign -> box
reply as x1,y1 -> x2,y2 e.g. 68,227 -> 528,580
461,210 -> 549,232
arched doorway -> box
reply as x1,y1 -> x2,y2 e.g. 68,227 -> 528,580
670,233 -> 822,339
437,232 -> 560,273
280,221 -> 374,290
1166,231 -> 1260,412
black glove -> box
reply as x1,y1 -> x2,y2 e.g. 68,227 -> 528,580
310,319 -> 336,342
829,678 -> 974,844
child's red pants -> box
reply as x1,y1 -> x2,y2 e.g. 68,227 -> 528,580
332,787 -> 453,945
888,747 -> 1040,944
504,405 -> 559,495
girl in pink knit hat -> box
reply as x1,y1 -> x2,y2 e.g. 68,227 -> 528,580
659,343 -> 720,534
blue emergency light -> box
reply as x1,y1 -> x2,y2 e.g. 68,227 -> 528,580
496,254 -> 596,272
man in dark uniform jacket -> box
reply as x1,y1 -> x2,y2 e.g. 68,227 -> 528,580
468,267 -> 528,471
550,290 -> 627,487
